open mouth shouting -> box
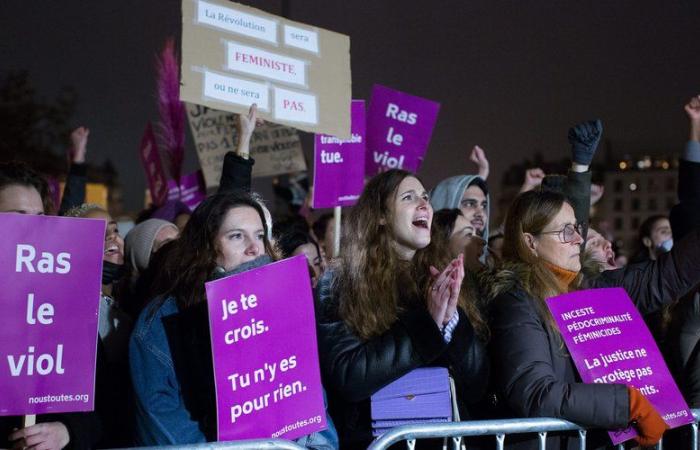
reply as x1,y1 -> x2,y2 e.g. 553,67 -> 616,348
412,216 -> 430,230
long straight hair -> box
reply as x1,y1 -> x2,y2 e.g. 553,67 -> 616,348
153,191 -> 278,310
501,190 -> 582,332
335,169 -> 462,340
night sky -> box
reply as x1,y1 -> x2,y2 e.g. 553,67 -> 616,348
2,1 -> 699,212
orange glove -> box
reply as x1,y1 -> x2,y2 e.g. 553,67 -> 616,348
628,386 -> 669,446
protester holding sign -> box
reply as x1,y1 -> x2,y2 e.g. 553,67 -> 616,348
317,169 -> 489,448
486,188 -> 700,449
0,162 -> 104,450
129,191 -> 337,448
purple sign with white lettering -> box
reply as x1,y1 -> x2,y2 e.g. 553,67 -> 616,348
0,214 -> 105,415
167,170 -> 207,210
205,255 -> 326,441
313,100 -> 366,209
546,288 -> 692,444
365,84 -> 440,176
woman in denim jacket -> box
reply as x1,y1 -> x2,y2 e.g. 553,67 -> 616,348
129,191 -> 338,449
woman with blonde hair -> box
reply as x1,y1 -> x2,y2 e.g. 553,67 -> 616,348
318,169 -> 488,449
488,189 -> 700,449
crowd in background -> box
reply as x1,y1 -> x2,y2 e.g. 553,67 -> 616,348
1,96 -> 700,450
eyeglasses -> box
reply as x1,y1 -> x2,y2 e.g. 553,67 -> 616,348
537,223 -> 584,244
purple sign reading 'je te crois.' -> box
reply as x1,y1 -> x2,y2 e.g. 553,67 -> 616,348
366,84 -> 440,176
313,99 -> 366,209
205,255 -> 327,441
546,287 -> 692,445
0,214 -> 105,416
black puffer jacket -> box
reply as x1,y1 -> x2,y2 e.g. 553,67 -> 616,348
487,227 -> 700,450
317,272 -> 489,449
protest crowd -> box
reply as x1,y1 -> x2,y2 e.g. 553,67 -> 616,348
3,5 -> 700,450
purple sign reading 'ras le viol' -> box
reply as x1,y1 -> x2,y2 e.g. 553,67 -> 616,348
205,255 -> 326,441
546,287 -> 692,444
366,84 -> 440,176
313,100 -> 366,209
0,214 -> 105,415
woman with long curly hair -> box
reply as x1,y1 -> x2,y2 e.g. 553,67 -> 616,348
487,189 -> 700,449
318,169 -> 489,449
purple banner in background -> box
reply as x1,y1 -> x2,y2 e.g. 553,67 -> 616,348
0,214 -> 105,415
365,84 -> 440,176
205,255 -> 326,441
313,100 -> 366,209
167,170 -> 207,210
138,122 -> 169,207
546,288 -> 692,444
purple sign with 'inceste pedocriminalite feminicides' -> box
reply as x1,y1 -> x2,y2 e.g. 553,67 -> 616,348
546,287 -> 693,445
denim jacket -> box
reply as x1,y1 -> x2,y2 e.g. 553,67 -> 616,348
129,296 -> 338,449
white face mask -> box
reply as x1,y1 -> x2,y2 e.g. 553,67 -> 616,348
657,238 -> 674,254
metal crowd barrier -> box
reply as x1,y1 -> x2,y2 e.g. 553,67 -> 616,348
123,439 -> 307,450
366,409 -> 700,450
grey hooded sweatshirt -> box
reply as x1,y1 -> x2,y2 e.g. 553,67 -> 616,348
430,175 -> 491,246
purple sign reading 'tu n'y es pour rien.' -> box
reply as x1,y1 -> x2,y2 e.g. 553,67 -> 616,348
205,255 -> 327,441
546,287 -> 692,445
0,214 -> 105,415
313,100 -> 366,209
365,84 -> 440,176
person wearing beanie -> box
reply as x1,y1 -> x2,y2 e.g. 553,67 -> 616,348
125,219 -> 179,276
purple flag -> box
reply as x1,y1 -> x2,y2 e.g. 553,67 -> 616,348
313,100 -> 366,209
167,170 -> 207,210
205,255 -> 327,441
0,214 -> 105,415
546,287 -> 692,444
139,122 -> 169,207
366,84 -> 440,176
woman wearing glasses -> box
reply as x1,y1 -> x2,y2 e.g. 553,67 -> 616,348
486,189 -> 700,449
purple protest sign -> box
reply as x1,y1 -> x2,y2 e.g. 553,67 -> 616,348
546,287 -> 692,444
313,100 -> 366,209
366,84 -> 440,176
0,214 -> 105,415
139,122 -> 169,207
167,170 -> 207,210
205,255 -> 327,441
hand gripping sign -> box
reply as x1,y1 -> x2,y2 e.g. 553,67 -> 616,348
0,214 -> 105,416
546,288 -> 692,445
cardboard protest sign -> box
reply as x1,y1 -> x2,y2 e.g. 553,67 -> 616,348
186,103 -> 307,188
181,0 -> 351,138
138,122 -> 169,206
313,100 -> 366,209
546,288 -> 692,444
205,255 -> 326,441
0,214 -> 105,415
366,84 -> 440,176
166,170 -> 207,210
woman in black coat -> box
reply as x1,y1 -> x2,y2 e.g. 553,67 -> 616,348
317,169 -> 489,449
487,189 -> 700,449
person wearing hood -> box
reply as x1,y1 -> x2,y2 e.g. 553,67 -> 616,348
129,191 -> 337,449
431,146 -> 491,246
